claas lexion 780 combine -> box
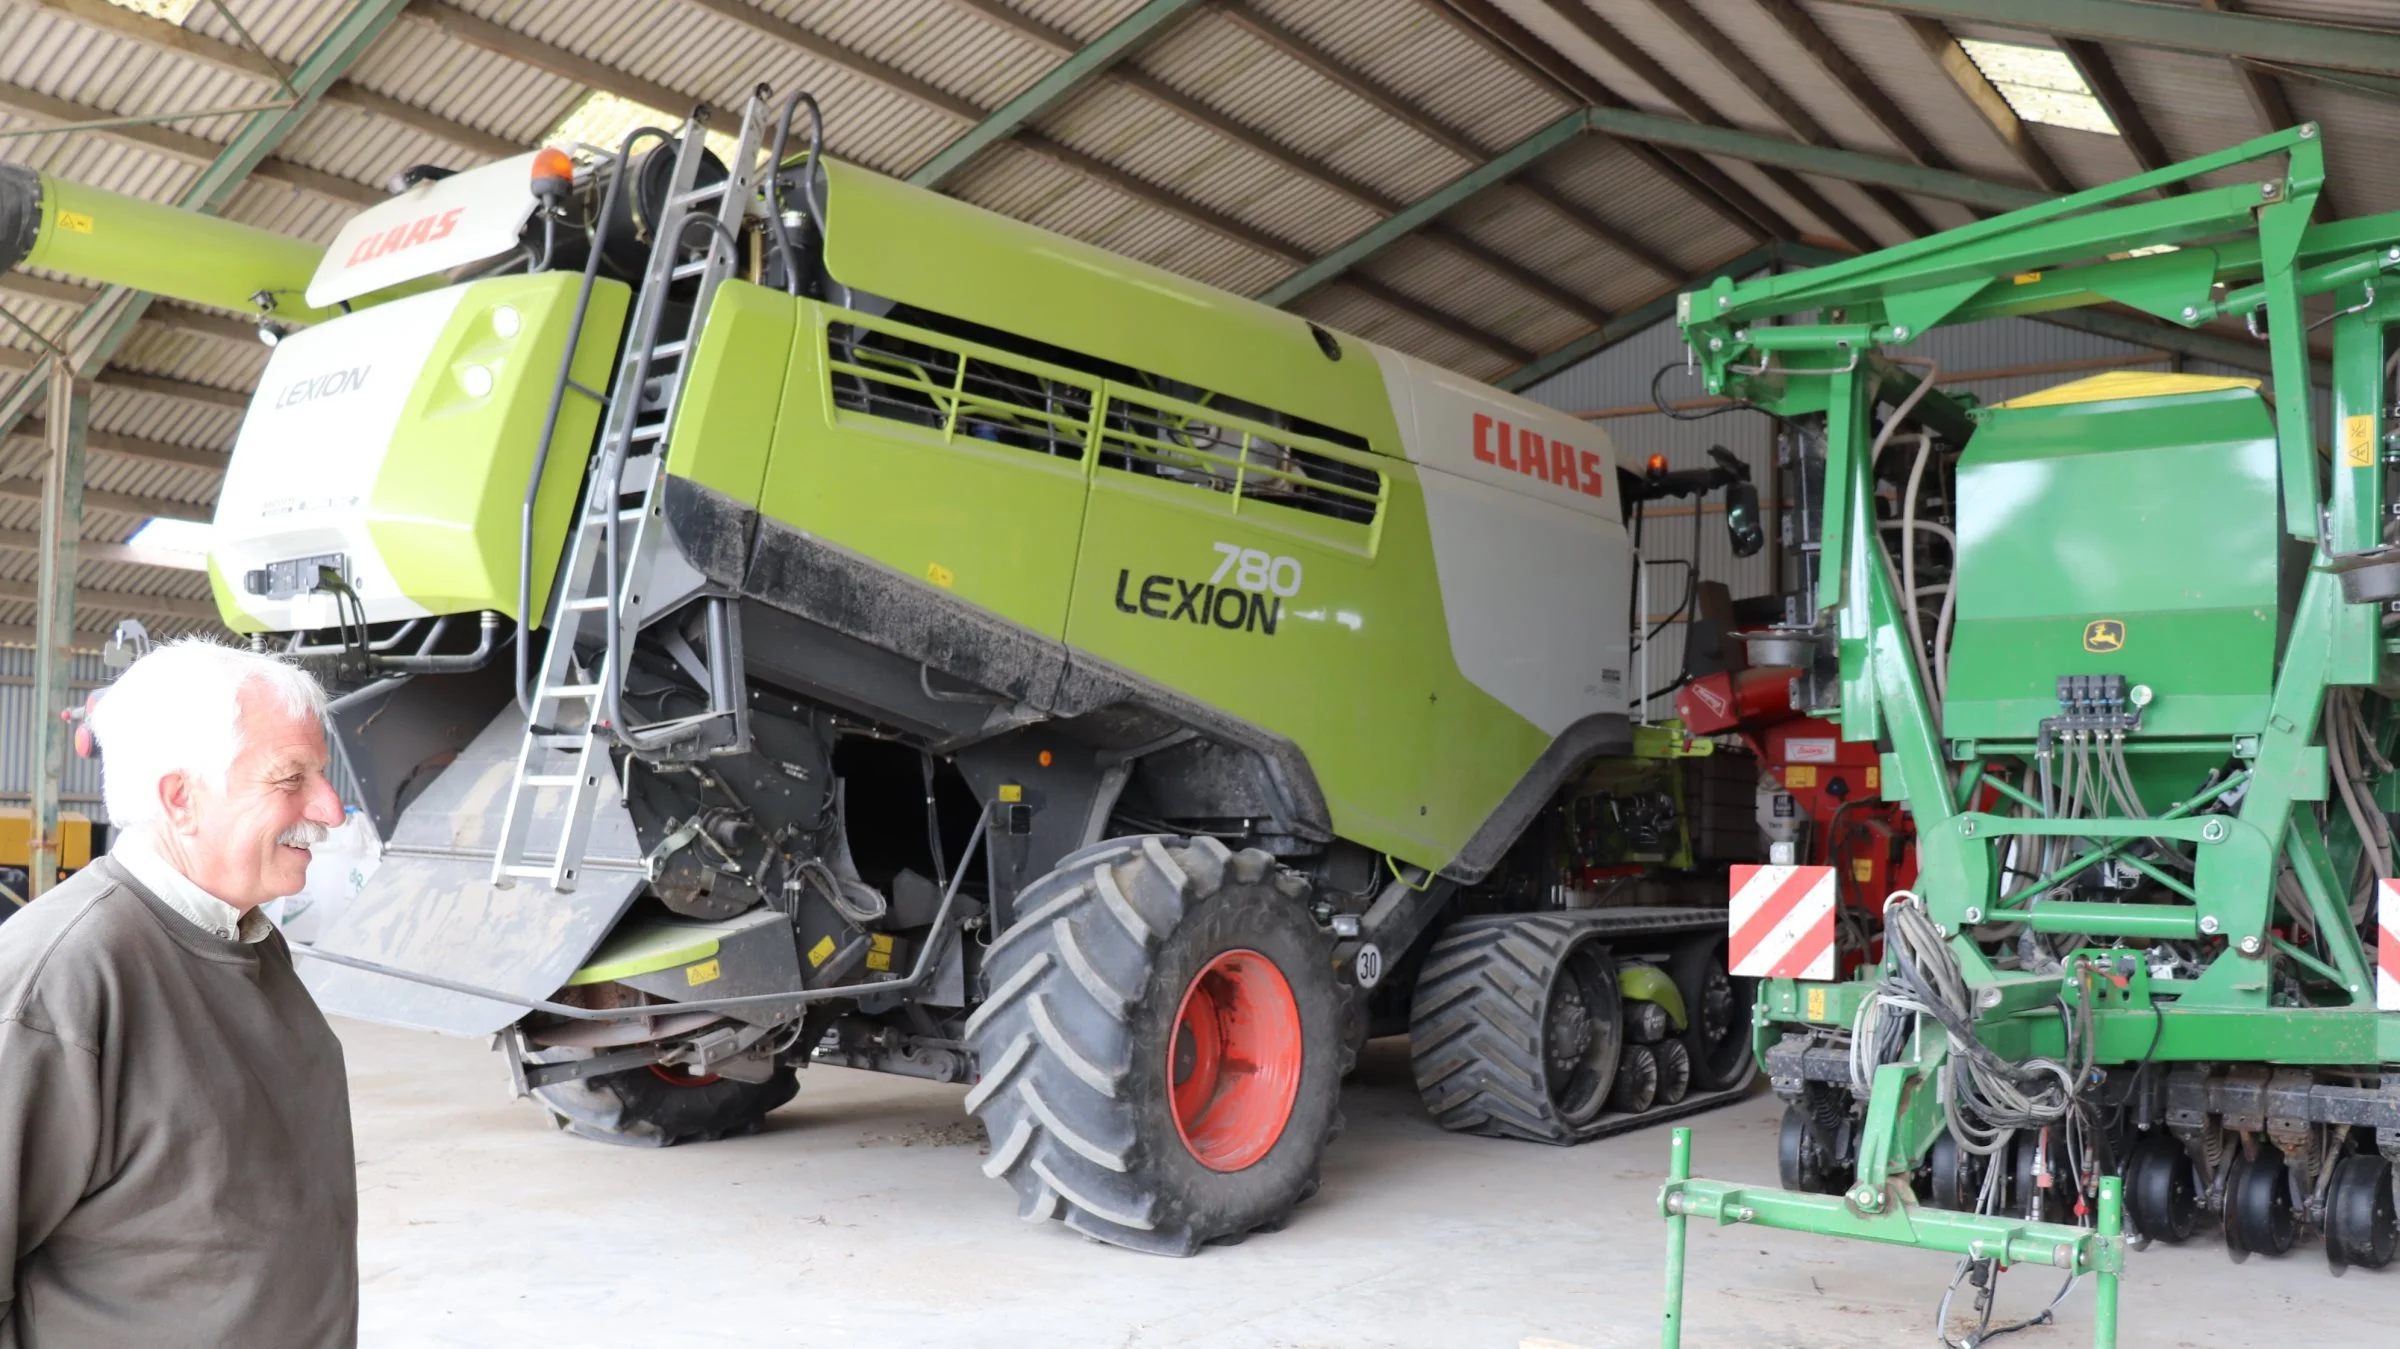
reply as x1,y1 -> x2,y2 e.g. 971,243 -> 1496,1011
0,89 -> 1771,1252
1656,123 -> 2400,1346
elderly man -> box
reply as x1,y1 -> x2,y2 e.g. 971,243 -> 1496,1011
0,639 -> 355,1348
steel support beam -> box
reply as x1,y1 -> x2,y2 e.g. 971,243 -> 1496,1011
1342,277 -> 1534,364
1831,1 -> 2400,79
13,426 -> 227,474
1634,0 -> 1930,241
0,274 -> 259,345
1500,239 -> 2326,395
908,0 -> 1208,188
1528,0 -> 1879,250
1753,0 -> 1961,175
0,0 -> 410,444
0,79 -> 380,207
28,366 -> 82,897
0,347 -> 256,411
1257,110 -> 1586,307
1575,108 -> 2045,212
0,527 -> 207,571
1427,0 -> 1790,242
1900,15 -> 2074,195
1256,107 -> 2071,340
2059,39 -> 2185,193
1498,243 -> 1782,391
0,579 -> 218,624
0,477 -> 209,523
23,0 -> 517,161
2203,1 -> 2346,220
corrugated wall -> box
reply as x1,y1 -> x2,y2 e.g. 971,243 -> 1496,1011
0,646 -> 366,827
0,647 -> 109,814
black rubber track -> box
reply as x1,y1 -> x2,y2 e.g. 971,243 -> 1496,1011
1408,912 -> 1627,1145
534,1058 -> 798,1147
963,835 -> 1343,1256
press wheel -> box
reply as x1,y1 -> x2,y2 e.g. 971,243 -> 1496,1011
2125,1135 -> 2200,1245
2225,1144 -> 2296,1259
2326,1154 -> 2398,1272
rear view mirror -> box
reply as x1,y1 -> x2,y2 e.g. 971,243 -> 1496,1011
1724,480 -> 1763,557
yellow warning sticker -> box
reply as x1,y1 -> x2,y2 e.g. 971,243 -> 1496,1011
686,959 -> 721,987
57,210 -> 93,234
927,562 -> 954,588
1866,765 -> 1880,791
1785,765 -> 1817,788
1806,987 -> 1827,1021
2012,271 -> 2042,285
1853,858 -> 1874,883
2346,414 -> 2377,468
806,935 -> 836,968
865,933 -> 895,972
998,783 -> 1023,803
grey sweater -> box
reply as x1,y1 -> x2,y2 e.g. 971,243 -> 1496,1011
0,856 -> 357,1349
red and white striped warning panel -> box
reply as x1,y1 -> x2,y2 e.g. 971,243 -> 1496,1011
2379,878 -> 2400,1012
1729,865 -> 1837,981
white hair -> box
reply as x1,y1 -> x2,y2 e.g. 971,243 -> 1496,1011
89,638 -> 331,830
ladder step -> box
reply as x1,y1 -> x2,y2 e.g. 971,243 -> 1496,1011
670,183 -> 729,209
630,423 -> 667,440
650,340 -> 688,358
672,259 -> 710,280
577,507 -> 649,529
498,865 -> 563,881
542,683 -> 604,698
524,774 -> 590,789
561,596 -> 611,612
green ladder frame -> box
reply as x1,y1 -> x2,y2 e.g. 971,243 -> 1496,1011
1657,124 -> 2400,1346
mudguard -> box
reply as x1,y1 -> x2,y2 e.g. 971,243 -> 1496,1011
303,704 -> 646,1036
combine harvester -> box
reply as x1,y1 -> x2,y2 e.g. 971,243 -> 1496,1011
1657,124 -> 2400,1345
2,88 -> 1771,1253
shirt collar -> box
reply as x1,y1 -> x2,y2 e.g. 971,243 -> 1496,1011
112,830 -> 275,945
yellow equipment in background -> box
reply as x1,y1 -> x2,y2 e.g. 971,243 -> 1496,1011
0,808 -> 93,910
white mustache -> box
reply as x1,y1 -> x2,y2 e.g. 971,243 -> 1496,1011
277,821 -> 329,849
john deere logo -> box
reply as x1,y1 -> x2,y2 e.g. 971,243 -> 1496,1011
2083,619 -> 2125,653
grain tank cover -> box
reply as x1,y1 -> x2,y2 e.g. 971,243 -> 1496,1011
1940,373 -> 2289,742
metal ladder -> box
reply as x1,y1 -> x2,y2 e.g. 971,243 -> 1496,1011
491,91 -> 776,892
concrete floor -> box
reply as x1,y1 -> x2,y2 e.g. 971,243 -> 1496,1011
345,1019 -> 2388,1348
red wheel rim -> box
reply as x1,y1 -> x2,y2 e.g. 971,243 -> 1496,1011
1168,948 -> 1303,1172
649,1064 -> 720,1087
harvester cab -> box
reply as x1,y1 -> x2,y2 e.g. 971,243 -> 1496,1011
5,85 -> 1785,1251
1658,123 -> 2400,1345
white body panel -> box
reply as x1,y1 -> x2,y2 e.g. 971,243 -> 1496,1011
1371,344 -> 1634,736
308,153 -> 539,308
212,287 -> 469,630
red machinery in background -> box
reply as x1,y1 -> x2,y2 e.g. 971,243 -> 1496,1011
1675,663 -> 1913,975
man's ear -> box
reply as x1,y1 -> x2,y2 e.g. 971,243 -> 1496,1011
156,770 -> 199,833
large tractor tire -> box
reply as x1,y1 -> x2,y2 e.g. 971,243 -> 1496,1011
1408,913 -> 1626,1145
534,1056 -> 799,1147
964,835 -> 1344,1255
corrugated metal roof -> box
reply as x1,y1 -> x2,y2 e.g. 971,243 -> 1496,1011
0,0 -> 2392,651
1249,0 -> 1572,155
1792,1 -> 2038,185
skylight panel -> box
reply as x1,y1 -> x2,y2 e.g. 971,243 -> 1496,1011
1958,39 -> 2121,136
